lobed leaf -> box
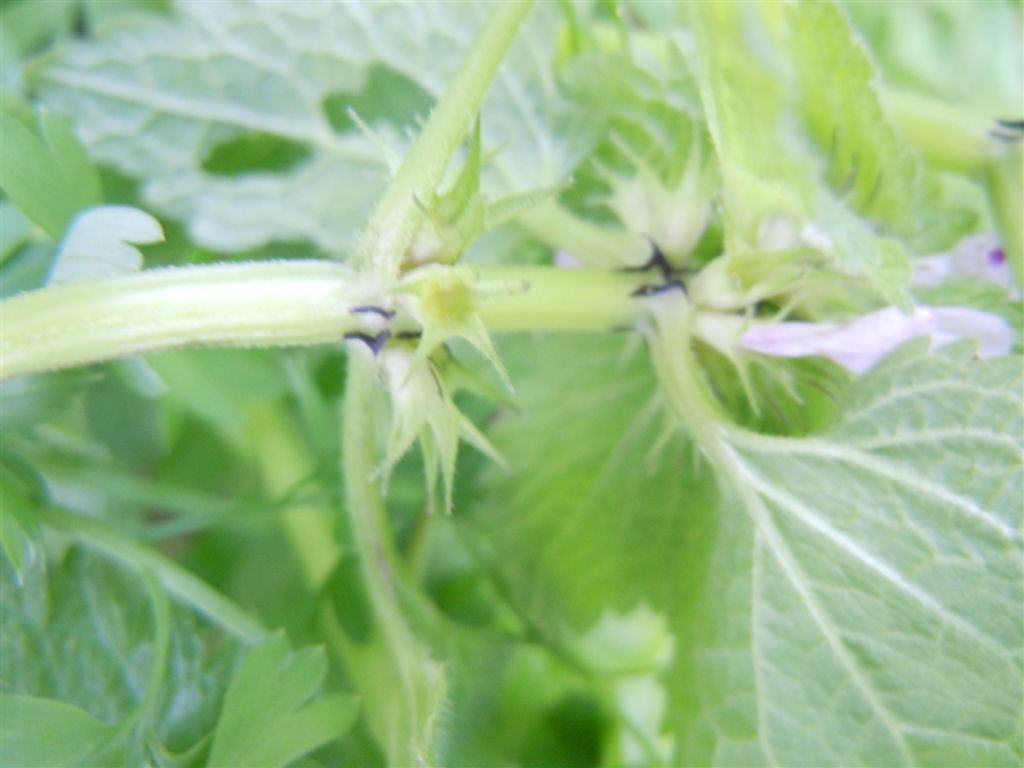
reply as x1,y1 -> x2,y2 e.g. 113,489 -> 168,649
207,633 -> 358,768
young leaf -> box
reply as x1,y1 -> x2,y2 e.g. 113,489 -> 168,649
687,3 -> 812,255
687,3 -> 913,305
207,633 -> 358,768
786,2 -> 917,231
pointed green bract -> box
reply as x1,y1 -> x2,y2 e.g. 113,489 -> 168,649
552,32 -> 715,267
380,347 -> 503,513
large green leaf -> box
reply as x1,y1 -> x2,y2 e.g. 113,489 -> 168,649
843,1 -> 1023,118
32,2 -> 566,255
468,335 -> 1023,766
719,341 -> 1022,766
0,544 -> 242,763
464,335 -> 734,765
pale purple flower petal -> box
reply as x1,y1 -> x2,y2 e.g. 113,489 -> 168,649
929,307 -> 1013,357
741,306 -> 1013,374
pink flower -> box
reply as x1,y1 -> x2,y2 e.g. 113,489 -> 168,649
741,306 -> 1013,374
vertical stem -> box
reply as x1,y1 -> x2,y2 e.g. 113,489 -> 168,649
343,348 -> 439,765
354,1 -> 534,278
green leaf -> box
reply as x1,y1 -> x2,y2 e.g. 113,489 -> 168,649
464,334 -> 726,763
0,111 -> 102,239
468,335 -> 1023,766
0,368 -> 99,432
716,342 -> 1023,766
33,3 -> 565,254
687,3 -> 812,254
844,1 -> 1024,118
687,3 -> 914,304
208,633 -> 358,768
49,205 -> 163,284
786,2 -> 917,231
1,544 -> 243,762
0,694 -> 116,768
0,202 -> 32,263
0,473 -> 41,583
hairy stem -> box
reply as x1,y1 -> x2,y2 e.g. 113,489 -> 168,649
354,0 -> 535,278
343,348 -> 442,765
1,263 -> 653,382
0,261 -> 379,381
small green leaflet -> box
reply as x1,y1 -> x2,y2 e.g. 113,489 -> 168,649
0,111 -> 102,239
208,633 -> 359,767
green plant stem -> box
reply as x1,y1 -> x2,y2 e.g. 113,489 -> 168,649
0,261 -> 378,381
1,263 -> 652,382
354,0 -> 534,278
883,88 -> 991,174
343,347 -> 442,765
34,505 -> 267,643
517,200 -> 652,268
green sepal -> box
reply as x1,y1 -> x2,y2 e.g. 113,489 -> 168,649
379,348 -> 504,513
407,121 -> 486,267
398,267 -> 515,393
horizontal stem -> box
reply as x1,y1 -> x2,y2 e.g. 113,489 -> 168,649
1,261 -> 656,381
471,265 -> 651,331
0,261 -> 377,381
